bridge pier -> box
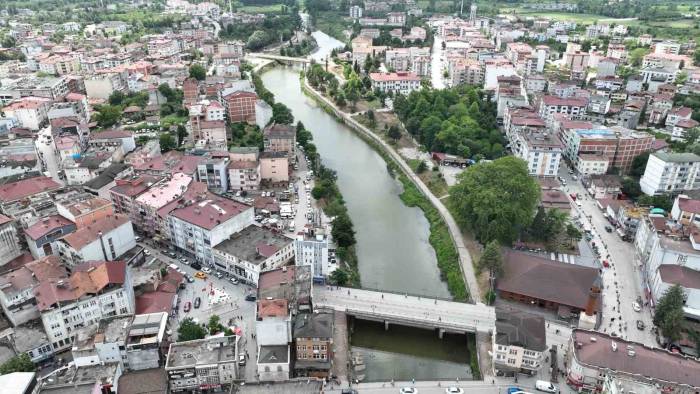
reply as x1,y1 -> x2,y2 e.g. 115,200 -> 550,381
384,320 -> 389,331
438,328 -> 445,339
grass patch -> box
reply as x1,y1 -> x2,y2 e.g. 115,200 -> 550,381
314,11 -> 351,42
238,4 -> 284,13
467,333 -> 482,380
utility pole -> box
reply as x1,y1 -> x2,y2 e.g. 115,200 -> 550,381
459,0 -> 464,16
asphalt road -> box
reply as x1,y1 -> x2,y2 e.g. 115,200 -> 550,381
558,165 -> 656,345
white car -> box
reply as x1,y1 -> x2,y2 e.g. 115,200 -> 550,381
632,302 -> 642,312
535,380 -> 558,393
400,388 -> 417,394
144,250 -> 151,256
202,267 -> 211,273
445,388 -> 464,394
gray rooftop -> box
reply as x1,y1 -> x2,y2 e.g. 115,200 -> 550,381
118,368 -> 168,394
293,311 -> 334,339
214,225 -> 293,266
258,345 -> 289,364
39,362 -> 120,393
72,315 -> 132,352
495,307 -> 547,351
166,336 -> 238,369
127,312 -> 167,345
653,152 -> 700,163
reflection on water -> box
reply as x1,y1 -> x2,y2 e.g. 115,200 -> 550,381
349,320 -> 472,382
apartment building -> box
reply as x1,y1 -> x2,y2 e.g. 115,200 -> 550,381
493,308 -> 547,375
384,47 -> 431,77
212,224 -> 294,285
369,72 -> 421,95
228,160 -> 261,191
263,124 -> 296,157
188,100 -> 227,149
0,75 -> 69,105
260,152 -> 289,183
132,173 -> 193,236
222,90 -> 258,123
25,215 -> 77,258
34,260 -> 135,352
567,329 -> 700,393
640,152 -> 700,196
0,214 -> 22,266
0,256 -> 67,326
56,214 -> 136,268
109,175 -> 162,217
84,72 -> 127,100
168,193 -> 254,265
1,97 -> 52,130
513,131 -> 563,177
165,336 -> 239,392
196,156 -> 230,193
293,311 -> 334,378
448,58 -> 483,87
295,227 -> 331,280
56,197 -> 115,228
537,95 -> 588,124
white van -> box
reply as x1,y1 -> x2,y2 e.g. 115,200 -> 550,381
535,380 -> 557,393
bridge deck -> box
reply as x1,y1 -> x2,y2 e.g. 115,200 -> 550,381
314,286 -> 495,334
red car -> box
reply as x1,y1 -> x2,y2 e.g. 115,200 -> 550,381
602,260 -> 610,268
183,301 -> 192,312
570,193 -> 577,200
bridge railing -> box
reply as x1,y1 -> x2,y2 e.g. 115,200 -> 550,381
331,306 -> 480,332
323,285 -> 458,303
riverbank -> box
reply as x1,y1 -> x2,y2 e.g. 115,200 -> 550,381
300,75 -> 479,303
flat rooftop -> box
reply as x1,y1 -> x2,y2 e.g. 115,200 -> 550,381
214,225 -> 293,265
135,173 -> 192,209
166,336 -> 237,369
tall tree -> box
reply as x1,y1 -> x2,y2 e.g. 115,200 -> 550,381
0,354 -> 34,374
477,240 -> 504,278
189,64 -> 206,81
449,157 -> 540,244
654,284 -> 686,341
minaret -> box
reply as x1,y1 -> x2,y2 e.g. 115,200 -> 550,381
469,3 -> 477,24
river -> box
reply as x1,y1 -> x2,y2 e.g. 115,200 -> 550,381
260,32 -> 470,381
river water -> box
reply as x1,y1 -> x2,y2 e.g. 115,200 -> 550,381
261,32 -> 470,380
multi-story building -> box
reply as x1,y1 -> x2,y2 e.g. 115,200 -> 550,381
212,224 -> 294,285
0,255 -> 67,326
1,97 -> 52,130
88,129 -> 136,155
349,5 -> 363,19
56,214 -> 136,267
384,47 -> 431,77
196,156 -> 230,193
576,154 -> 609,176
653,40 -> 681,55
512,131 -> 563,177
0,75 -> 69,105
24,215 -> 77,258
34,260 -> 135,352
566,329 -> 700,393
493,308 -> 546,375
293,311 -> 334,378
537,95 -> 588,124
295,227 -> 331,280
165,336 -> 239,392
109,175 -> 162,217
640,152 -> 700,196
222,90 -> 258,124
448,58 -> 483,87
56,197 -> 115,229
0,214 -> 21,266
132,173 -> 193,236
188,100 -> 227,149
228,159 -> 261,191
558,122 -> 653,175
369,72 -> 421,95
84,72 -> 127,100
263,124 -> 296,158
168,193 -> 254,265
260,152 -> 289,183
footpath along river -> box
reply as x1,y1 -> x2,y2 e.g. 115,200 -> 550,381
260,33 -> 472,380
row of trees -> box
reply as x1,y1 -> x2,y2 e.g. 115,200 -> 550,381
220,12 -> 302,51
394,86 -> 504,160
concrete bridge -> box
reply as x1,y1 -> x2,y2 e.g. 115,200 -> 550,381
314,286 -> 495,336
246,52 -> 311,65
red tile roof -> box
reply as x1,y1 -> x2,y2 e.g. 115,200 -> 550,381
60,214 -> 130,250
542,95 -> 588,107
0,214 -> 12,226
257,298 -> 288,318
369,72 -> 420,82
169,194 -> 250,230
34,260 -> 126,311
0,176 -> 62,203
678,196 -> 700,215
135,291 -> 175,314
25,215 -> 75,240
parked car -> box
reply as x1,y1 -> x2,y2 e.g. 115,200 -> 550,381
507,388 -> 523,394
144,250 -> 151,256
180,257 -> 188,263
605,225 -> 613,233
400,388 -> 417,394
636,320 -> 645,330
633,302 -> 642,312
202,267 -> 211,273
183,302 -> 191,312
194,272 -> 207,279
445,388 -> 464,394
238,353 -> 246,366
215,272 -> 223,279
535,380 -> 557,393
230,277 -> 239,285
186,275 -> 195,283
190,262 -> 202,270
245,294 -> 256,301
194,297 -> 201,309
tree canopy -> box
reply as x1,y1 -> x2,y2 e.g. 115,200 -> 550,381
449,157 -> 540,244
393,85 -> 503,159
654,284 -> 686,342
189,64 -> 206,81
0,354 -> 34,374
178,317 -> 207,342
477,240 -> 503,278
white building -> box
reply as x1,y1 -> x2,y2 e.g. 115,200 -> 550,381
35,260 -> 135,352
56,214 -> 136,267
228,160 -> 261,191
369,72 -> 421,95
212,224 -> 294,285
0,214 -> 22,266
493,308 -> 546,375
257,345 -> 290,382
295,227 -> 332,280
349,5 -> 363,19
168,193 -> 254,266
537,95 -> 588,124
255,100 -> 273,130
576,154 -> 609,176
510,131 -> 562,177
640,152 -> 700,196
